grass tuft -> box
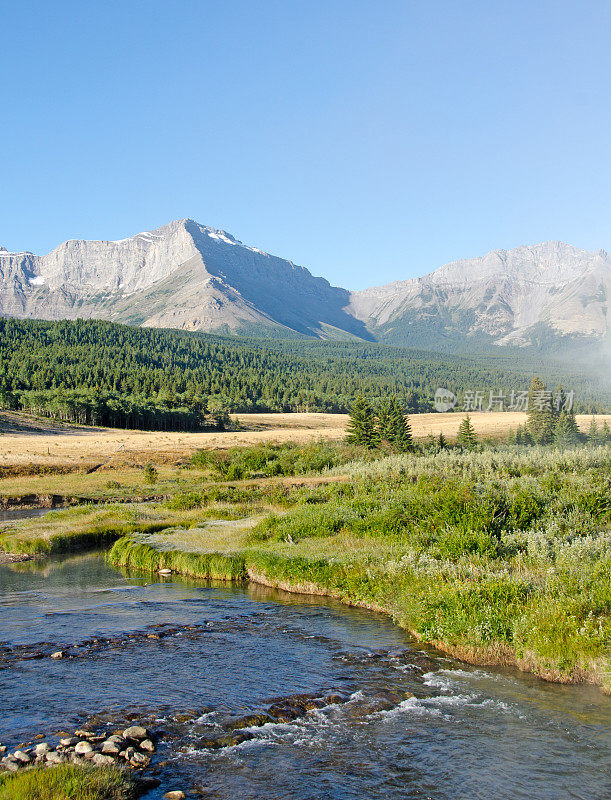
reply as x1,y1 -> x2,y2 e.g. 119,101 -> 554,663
0,764 -> 138,800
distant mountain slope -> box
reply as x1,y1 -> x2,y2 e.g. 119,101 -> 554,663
348,242 -> 610,352
0,219 -> 371,340
1,223 -> 609,356
1,318 -> 607,418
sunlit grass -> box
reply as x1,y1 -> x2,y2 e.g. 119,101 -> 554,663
0,466 -> 212,501
109,445 -> 611,689
0,764 -> 138,800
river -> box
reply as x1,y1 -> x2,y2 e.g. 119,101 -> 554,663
0,552 -> 609,799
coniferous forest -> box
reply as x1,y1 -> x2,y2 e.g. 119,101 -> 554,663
0,317 -> 608,430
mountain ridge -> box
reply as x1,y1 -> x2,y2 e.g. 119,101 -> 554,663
1,219 -> 609,356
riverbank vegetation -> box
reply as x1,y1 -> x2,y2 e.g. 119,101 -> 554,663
0,764 -> 139,800
1,436 -> 609,689
106,445 -> 610,690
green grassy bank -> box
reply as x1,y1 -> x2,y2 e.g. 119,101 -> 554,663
0,764 -> 139,800
108,446 -> 611,691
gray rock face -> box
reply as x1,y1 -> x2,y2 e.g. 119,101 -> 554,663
348,242 -> 611,350
1,226 -> 608,352
0,221 -> 370,340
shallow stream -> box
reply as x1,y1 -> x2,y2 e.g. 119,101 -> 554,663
0,553 -> 609,799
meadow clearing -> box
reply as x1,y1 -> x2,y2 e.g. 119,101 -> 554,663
2,410 -> 611,470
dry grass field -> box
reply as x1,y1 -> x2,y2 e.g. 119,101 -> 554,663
0,410 -> 609,470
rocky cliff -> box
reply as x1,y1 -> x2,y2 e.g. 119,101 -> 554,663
1,223 -> 608,354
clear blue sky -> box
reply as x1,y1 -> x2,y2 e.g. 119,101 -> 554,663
1,0 -> 610,289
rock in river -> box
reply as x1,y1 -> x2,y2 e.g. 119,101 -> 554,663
101,739 -> 122,755
123,725 -> 150,741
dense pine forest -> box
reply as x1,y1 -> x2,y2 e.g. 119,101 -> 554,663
0,317 -> 607,430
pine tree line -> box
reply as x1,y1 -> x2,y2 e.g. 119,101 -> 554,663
507,377 -> 609,446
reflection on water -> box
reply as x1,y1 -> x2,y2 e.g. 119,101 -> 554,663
0,553 -> 609,800
0,507 -> 52,522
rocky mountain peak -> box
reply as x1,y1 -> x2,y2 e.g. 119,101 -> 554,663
0,224 -> 608,353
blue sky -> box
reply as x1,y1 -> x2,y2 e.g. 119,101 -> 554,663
1,0 -> 610,289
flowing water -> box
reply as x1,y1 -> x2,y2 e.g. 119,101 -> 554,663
0,552 -> 609,799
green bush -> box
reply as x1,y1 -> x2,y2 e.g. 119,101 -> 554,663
143,463 -> 158,485
164,491 -> 203,510
191,441 -> 372,480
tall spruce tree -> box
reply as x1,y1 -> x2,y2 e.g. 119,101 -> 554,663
346,396 -> 378,448
552,383 -> 566,421
456,415 -> 478,450
376,397 -> 393,442
387,397 -> 413,452
554,409 -> 581,446
526,377 -> 556,444
588,417 -> 602,444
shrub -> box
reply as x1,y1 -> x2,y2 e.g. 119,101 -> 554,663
143,463 -> 158,485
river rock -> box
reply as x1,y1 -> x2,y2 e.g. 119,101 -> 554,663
130,751 -> 150,767
123,725 -> 150,741
60,737 -> 78,747
1,756 -> 21,771
13,750 -> 32,764
164,792 -> 186,800
35,742 -> 51,755
0,745 -> 6,754
158,569 -> 172,575
227,713 -> 273,730
101,739 -> 122,755
199,731 -> 254,749
74,729 -> 96,739
46,751 -> 67,764
50,651 -> 64,659
74,741 -> 93,755
93,753 -> 116,766
267,703 -> 304,723
139,738 -> 155,752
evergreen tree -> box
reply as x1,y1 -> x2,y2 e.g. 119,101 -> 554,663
386,397 -> 413,452
515,424 -> 534,445
526,377 -> 556,444
346,396 -> 378,448
456,415 -> 478,450
376,397 -> 393,441
588,417 -> 602,444
602,419 -> 611,443
554,409 -> 581,446
552,383 -> 566,420
438,431 -> 447,449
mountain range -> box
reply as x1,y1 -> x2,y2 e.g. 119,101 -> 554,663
1,218 -> 609,357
